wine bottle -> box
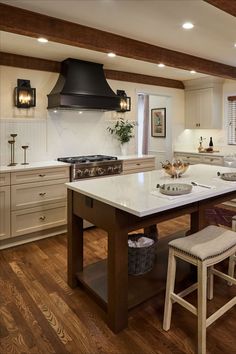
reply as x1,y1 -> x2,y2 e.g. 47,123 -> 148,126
209,137 -> 213,151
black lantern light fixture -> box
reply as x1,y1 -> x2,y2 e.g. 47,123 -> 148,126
14,79 -> 36,108
116,90 -> 131,112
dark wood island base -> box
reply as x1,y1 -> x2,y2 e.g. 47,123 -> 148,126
67,189 -> 236,333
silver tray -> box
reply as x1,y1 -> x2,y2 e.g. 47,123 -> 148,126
218,172 -> 236,181
157,183 -> 192,196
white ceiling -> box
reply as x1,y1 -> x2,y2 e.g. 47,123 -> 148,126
1,0 -> 236,81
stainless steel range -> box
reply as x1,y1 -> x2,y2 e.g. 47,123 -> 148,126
58,155 -> 122,181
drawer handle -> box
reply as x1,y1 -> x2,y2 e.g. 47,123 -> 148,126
39,216 -> 46,221
210,159 -> 214,162
39,174 -> 45,177
136,163 -> 141,166
39,192 -> 46,196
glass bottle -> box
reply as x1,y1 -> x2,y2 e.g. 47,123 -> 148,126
209,137 -> 213,151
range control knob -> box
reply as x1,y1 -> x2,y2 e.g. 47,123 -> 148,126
107,166 -> 114,173
97,167 -> 105,175
83,169 -> 90,176
76,170 -> 83,178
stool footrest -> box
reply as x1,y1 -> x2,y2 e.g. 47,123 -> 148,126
206,297 -> 236,328
211,268 -> 236,285
177,283 -> 198,299
171,292 -> 197,316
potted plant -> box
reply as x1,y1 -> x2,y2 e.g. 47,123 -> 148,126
107,117 -> 137,155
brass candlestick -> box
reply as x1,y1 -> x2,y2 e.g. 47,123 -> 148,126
8,133 -> 17,166
21,145 -> 29,165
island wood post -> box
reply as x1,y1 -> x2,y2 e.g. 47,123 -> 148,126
67,189 -> 84,288
107,226 -> 128,333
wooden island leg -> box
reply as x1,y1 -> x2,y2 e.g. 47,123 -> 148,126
107,228 -> 128,333
67,190 -> 84,288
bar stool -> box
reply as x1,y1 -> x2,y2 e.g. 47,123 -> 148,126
163,225 -> 236,354
229,215 -> 236,285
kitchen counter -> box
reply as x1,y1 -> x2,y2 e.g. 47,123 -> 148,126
0,160 -> 70,173
174,149 -> 224,157
117,154 -> 156,160
66,164 -> 236,217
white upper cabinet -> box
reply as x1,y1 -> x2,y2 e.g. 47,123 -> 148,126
185,77 -> 223,129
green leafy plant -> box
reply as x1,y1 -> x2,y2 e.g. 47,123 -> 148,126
107,118 -> 137,144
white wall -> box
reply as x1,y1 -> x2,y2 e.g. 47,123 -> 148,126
0,65 -> 185,166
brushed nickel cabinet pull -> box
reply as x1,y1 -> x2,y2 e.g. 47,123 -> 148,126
39,174 -> 45,177
39,192 -> 46,196
39,216 -> 46,221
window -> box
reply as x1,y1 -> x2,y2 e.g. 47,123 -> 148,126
228,96 -> 236,145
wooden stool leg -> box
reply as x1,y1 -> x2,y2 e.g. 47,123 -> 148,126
163,248 -> 176,331
197,260 -> 207,354
228,254 -> 235,286
207,266 -> 214,300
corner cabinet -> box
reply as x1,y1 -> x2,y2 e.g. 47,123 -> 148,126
174,152 -> 223,166
185,82 -> 223,129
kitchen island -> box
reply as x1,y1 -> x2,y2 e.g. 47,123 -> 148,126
66,164 -> 236,333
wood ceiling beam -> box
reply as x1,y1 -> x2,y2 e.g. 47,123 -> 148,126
0,3 -> 236,80
0,52 -> 184,89
204,0 -> 236,17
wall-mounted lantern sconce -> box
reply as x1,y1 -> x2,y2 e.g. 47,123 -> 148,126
14,79 -> 36,108
116,90 -> 131,112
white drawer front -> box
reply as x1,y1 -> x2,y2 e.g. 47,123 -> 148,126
123,158 -> 155,173
11,167 -> 69,185
176,154 -> 202,165
11,202 -> 67,237
11,179 -> 68,210
202,156 -> 223,166
0,173 -> 10,186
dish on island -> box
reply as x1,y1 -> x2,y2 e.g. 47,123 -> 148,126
217,172 -> 236,181
156,183 -> 193,196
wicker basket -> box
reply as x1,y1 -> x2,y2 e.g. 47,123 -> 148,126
128,232 -> 157,276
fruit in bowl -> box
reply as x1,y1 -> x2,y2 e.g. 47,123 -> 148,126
161,159 -> 189,178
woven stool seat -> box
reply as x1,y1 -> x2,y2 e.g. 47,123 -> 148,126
169,225 -> 236,260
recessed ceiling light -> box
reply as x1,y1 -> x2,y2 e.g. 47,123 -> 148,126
182,22 -> 194,30
190,70 -> 196,74
37,37 -> 48,43
158,63 -> 165,68
234,43 -> 236,48
53,110 -> 57,113
78,111 -> 83,114
107,52 -> 116,58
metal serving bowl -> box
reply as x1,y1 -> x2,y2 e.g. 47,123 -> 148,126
161,160 -> 189,178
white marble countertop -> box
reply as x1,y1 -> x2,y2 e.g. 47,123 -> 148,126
117,154 -> 156,160
66,164 -> 236,217
174,150 -> 224,157
0,160 -> 70,173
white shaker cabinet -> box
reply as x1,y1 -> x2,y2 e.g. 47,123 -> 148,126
185,79 -> 223,129
0,173 -> 10,239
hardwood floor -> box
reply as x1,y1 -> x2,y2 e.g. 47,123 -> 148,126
0,216 -> 235,354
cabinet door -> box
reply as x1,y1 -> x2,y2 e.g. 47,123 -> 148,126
0,186 -> 10,239
199,88 -> 212,129
185,90 -> 201,129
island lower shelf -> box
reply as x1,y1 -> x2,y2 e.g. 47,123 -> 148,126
76,231 -> 192,310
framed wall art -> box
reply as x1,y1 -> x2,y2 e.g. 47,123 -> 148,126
151,108 -> 166,137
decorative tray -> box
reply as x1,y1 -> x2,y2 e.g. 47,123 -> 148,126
217,172 -> 236,181
156,183 -> 192,196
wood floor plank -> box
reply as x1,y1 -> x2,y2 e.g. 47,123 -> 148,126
0,216 -> 235,354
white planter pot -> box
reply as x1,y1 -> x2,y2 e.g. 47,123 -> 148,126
120,143 -> 128,156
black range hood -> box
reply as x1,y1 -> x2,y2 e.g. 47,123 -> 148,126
47,58 -> 120,111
